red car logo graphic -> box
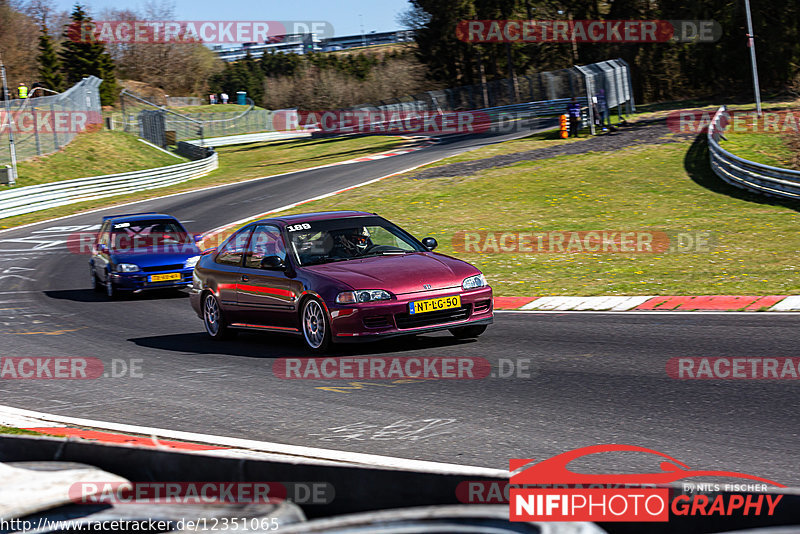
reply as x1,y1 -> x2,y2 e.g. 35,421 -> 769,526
510,444 -> 785,487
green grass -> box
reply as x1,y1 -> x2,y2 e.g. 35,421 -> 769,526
0,135 -> 406,229
15,130 -> 184,187
257,135 -> 800,296
0,425 -> 41,436
719,132 -> 798,169
422,128 -> 585,169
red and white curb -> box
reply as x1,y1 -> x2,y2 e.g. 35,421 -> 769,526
344,136 -> 435,163
494,295 -> 799,312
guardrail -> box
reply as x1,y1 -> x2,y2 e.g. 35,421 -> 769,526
0,150 -> 218,219
708,105 -> 800,199
194,130 -> 313,148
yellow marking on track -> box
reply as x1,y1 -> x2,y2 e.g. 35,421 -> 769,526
315,379 -> 427,394
9,327 -> 85,336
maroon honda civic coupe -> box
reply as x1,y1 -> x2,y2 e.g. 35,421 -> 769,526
189,211 -> 493,352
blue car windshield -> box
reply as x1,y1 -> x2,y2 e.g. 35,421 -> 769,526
286,217 -> 426,266
110,219 -> 189,250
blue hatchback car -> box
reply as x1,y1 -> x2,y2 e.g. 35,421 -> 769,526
89,213 -> 202,298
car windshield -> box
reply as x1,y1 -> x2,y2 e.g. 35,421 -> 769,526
110,219 -> 189,250
286,216 -> 426,266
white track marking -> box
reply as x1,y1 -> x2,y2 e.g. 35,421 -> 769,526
0,405 -> 506,477
769,296 -> 800,311
520,296 -> 653,311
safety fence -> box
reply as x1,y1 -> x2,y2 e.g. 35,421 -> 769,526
165,96 -> 203,107
0,76 -> 103,166
348,58 -> 634,135
117,90 -> 276,146
708,105 -> 800,200
0,150 -> 218,219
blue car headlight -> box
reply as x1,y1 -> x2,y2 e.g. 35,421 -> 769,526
462,274 -> 487,290
184,255 -> 201,269
336,290 -> 392,304
115,263 -> 140,273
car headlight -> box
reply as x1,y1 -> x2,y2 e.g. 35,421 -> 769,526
115,263 -> 140,273
184,255 -> 201,269
336,289 -> 392,304
462,274 -> 487,290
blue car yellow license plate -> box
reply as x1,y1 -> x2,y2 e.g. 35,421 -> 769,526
409,295 -> 461,315
148,272 -> 181,282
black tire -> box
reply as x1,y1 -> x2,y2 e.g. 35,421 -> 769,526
90,264 -> 102,292
449,324 -> 487,339
301,297 -> 331,353
203,292 -> 235,340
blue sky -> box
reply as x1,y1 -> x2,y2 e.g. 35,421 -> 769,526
52,0 -> 412,38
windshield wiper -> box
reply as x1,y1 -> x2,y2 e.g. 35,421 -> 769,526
359,250 -> 409,258
303,257 -> 355,266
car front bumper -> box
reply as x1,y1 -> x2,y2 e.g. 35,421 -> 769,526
328,286 -> 493,342
111,269 -> 194,292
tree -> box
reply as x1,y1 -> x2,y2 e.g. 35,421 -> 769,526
37,25 -> 63,92
59,3 -> 118,105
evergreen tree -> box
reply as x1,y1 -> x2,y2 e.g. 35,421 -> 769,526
37,25 -> 64,92
59,4 -> 118,105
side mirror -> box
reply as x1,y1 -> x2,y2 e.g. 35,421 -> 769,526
421,237 -> 438,251
97,243 -> 109,254
260,255 -> 286,270
193,234 -> 203,243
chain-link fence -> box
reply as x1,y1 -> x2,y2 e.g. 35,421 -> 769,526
165,96 -> 203,107
117,90 -> 277,146
0,76 -> 102,168
117,90 -> 204,146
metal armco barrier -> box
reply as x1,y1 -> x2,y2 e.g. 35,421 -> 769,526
708,106 -> 800,199
0,150 -> 217,219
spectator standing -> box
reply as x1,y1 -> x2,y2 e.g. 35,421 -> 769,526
17,82 -> 28,99
595,88 -> 609,131
209,93 -> 217,105
220,92 -> 229,104
567,98 -> 581,138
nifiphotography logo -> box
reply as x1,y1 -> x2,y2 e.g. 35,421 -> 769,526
509,444 -> 785,522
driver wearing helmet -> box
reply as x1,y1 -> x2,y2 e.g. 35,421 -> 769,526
332,227 -> 371,258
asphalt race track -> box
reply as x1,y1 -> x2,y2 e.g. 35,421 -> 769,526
2,122 -> 799,486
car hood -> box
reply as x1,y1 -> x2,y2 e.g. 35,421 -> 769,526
111,246 -> 200,268
304,252 -> 478,294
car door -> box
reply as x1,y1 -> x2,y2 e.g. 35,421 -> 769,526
210,226 -> 253,322
236,224 -> 302,329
